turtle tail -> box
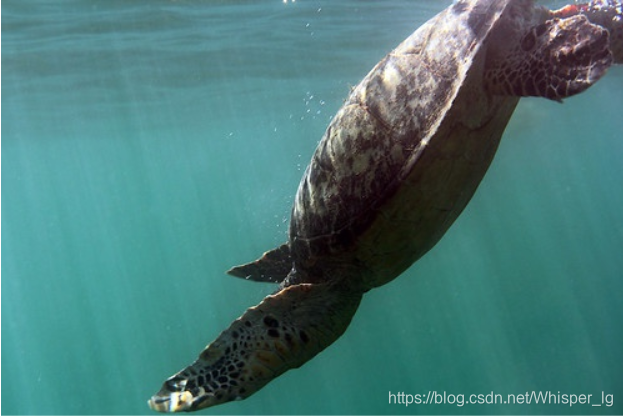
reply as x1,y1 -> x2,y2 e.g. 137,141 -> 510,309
148,281 -> 362,412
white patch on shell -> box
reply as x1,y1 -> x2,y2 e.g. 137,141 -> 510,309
381,59 -> 402,90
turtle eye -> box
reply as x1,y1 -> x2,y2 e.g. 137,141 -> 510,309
165,376 -> 187,392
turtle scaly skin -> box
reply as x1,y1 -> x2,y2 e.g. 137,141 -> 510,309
149,0 -> 621,412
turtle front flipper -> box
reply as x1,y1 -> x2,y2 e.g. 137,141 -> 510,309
227,244 -> 292,283
148,281 -> 363,412
485,14 -> 613,101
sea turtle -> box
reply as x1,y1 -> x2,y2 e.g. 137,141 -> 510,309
149,0 -> 622,412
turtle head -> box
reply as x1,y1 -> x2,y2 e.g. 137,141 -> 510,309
148,282 -> 362,412
148,333 -> 277,412
148,360 -> 233,412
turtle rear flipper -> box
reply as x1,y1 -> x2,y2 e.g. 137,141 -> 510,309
486,14 -> 612,101
552,2 -> 623,64
148,281 -> 363,412
227,244 -> 292,283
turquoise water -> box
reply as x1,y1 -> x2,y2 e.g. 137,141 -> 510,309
2,1 -> 623,415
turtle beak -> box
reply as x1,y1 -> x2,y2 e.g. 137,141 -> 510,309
148,389 -> 193,413
148,378 -> 196,413
148,374 -> 222,412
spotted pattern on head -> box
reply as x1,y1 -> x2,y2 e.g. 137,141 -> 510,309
149,308 -> 310,411
148,283 -> 362,412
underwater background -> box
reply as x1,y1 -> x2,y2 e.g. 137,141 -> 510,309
2,0 -> 622,415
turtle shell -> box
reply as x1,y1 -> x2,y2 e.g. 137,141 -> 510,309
289,0 -> 524,287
